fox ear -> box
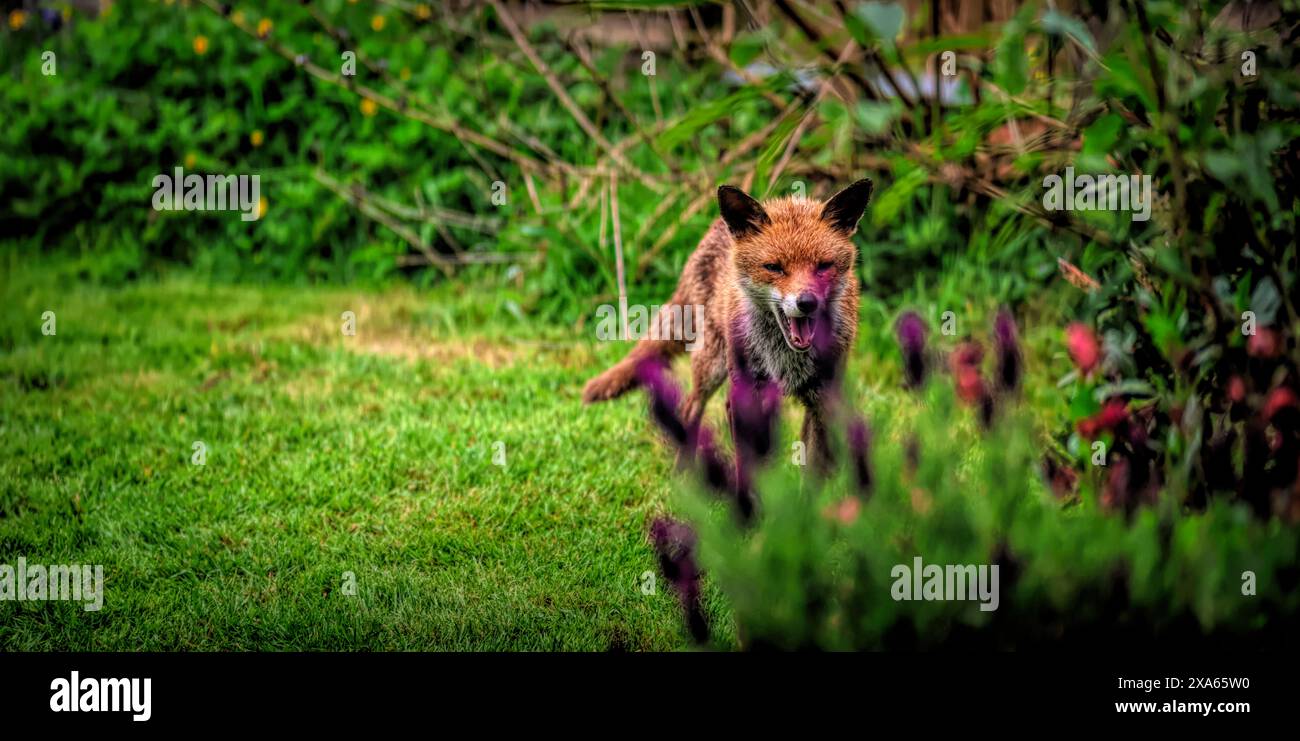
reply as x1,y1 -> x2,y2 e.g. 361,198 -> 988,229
718,185 -> 770,240
820,178 -> 874,235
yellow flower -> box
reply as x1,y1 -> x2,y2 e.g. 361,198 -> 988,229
250,130 -> 264,148
62,7 -> 72,23
8,9 -> 26,30
415,4 -> 432,21
184,152 -> 197,169
193,35 -> 209,56
258,197 -> 268,219
256,18 -> 272,39
232,10 -> 245,25
360,98 -> 378,117
370,15 -> 385,32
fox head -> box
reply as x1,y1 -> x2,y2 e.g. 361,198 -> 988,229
718,179 -> 873,352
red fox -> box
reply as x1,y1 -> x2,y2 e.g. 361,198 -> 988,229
583,179 -> 873,469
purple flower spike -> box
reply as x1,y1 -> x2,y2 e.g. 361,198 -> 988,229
695,427 -> 732,495
729,374 -> 781,464
847,417 -> 873,498
994,308 -> 1022,393
811,310 -> 839,358
696,426 -> 756,524
904,435 -> 921,477
731,470 -> 758,526
649,517 -> 708,644
726,374 -> 776,527
636,356 -> 692,451
895,311 -> 928,389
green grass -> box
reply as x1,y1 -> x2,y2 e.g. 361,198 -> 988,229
0,263 -> 710,650
0,259 -> 1073,650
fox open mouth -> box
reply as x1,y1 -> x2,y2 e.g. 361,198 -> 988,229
773,309 -> 815,352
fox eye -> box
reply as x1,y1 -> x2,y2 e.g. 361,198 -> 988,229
762,263 -> 784,275
816,261 -> 835,273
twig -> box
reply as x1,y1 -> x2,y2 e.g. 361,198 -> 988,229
488,0 -> 662,193
963,177 -> 1114,246
772,0 -> 882,101
611,173 -> 629,340
690,6 -> 791,113
831,0 -> 919,111
313,170 -> 455,276
565,34 -> 675,173
767,40 -> 858,192
196,0 -> 564,181
396,252 -> 540,267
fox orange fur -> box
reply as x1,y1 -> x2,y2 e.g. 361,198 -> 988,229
583,179 -> 873,469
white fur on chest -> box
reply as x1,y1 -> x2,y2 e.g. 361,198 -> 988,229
745,313 -> 817,392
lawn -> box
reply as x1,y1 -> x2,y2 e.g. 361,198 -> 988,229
1,256 -> 1073,650
0,262 -> 728,650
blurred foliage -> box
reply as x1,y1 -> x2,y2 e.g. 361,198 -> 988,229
1,0 -> 1066,321
679,381 -> 1299,649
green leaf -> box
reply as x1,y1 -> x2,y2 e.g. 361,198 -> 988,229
1082,113 -> 1123,158
1069,384 -> 1101,422
853,100 -> 902,135
1040,9 -> 1096,54
870,165 -> 926,227
994,25 -> 1029,94
729,30 -> 770,68
656,85 -> 767,150
753,112 -> 803,199
1203,151 -> 1240,179
852,1 -> 905,44
1249,277 -> 1281,326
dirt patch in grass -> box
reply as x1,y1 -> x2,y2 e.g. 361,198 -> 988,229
354,335 -> 525,367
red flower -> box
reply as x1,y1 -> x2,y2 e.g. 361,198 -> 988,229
1247,327 -> 1283,359
824,497 -> 861,524
1227,375 -> 1247,404
949,342 -> 984,403
955,368 -> 986,405
1042,456 -> 1079,498
1077,398 -> 1129,439
1263,387 -> 1298,423
1066,323 -> 1101,373
949,341 -> 994,427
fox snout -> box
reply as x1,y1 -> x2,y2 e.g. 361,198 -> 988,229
781,290 -> 820,318
772,287 -> 827,352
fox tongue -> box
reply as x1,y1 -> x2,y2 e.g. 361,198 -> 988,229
789,316 -> 814,347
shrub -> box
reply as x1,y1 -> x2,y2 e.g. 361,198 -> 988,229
645,312 -> 1299,649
